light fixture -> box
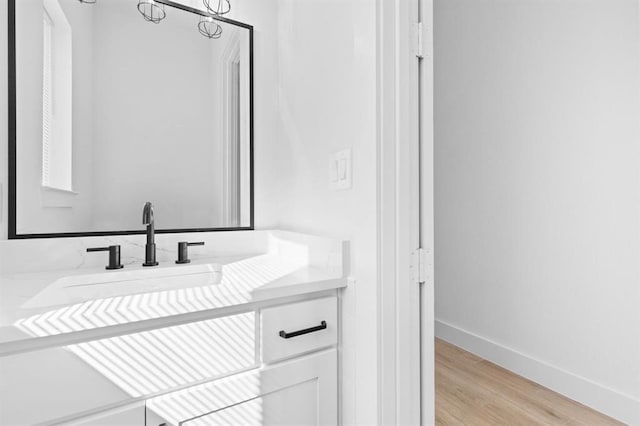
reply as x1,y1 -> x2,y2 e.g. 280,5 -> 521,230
198,16 -> 223,39
203,0 -> 230,16
137,0 -> 166,23
78,0 -> 97,3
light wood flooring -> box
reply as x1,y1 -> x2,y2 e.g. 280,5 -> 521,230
435,339 -> 623,425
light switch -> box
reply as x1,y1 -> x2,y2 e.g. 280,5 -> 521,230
338,159 -> 347,180
330,148 -> 352,190
329,160 -> 339,182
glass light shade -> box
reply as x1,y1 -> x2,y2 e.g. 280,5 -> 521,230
198,16 -> 223,39
137,0 -> 166,23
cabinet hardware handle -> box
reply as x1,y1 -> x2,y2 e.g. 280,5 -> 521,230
279,321 -> 327,339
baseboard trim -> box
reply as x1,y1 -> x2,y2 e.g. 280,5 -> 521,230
435,319 -> 640,425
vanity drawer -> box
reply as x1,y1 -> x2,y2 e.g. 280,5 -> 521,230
261,297 -> 337,363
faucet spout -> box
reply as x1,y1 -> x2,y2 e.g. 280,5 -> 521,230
142,201 -> 154,226
142,201 -> 158,266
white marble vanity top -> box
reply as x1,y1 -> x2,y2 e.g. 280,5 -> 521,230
0,230 -> 348,355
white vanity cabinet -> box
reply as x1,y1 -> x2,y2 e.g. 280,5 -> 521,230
0,294 -> 340,426
146,295 -> 339,426
0,231 -> 347,425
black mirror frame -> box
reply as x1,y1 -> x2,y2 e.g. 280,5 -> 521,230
7,0 -> 254,239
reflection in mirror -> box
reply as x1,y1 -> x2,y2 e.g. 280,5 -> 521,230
11,0 -> 253,237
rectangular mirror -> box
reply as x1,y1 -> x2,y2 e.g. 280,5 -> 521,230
9,0 -> 253,238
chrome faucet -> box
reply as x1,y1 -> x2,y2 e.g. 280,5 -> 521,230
142,201 -> 158,266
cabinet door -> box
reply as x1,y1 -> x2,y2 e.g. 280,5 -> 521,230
146,349 -> 337,426
0,346 -> 131,426
185,380 -> 317,426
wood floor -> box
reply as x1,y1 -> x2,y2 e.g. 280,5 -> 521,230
435,339 -> 623,425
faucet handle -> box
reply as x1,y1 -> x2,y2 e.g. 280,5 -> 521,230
87,245 -> 124,270
176,241 -> 205,264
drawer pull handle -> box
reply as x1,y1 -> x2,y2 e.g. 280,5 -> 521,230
279,321 -> 327,339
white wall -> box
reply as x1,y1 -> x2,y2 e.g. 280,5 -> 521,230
434,0 -> 640,422
274,1 -> 377,424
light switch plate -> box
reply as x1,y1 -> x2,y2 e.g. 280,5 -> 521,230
330,148 -> 352,190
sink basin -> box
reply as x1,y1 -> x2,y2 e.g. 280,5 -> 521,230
21,263 -> 223,310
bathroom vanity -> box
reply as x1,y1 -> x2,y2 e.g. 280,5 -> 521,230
2,0 -> 350,423
0,231 -> 347,425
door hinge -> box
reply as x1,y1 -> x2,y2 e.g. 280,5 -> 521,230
413,22 -> 424,59
413,247 -> 431,284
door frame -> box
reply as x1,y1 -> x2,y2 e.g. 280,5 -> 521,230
376,0 -> 434,424
419,0 -> 435,422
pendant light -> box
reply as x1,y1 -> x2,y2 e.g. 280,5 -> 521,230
203,0 -> 230,16
137,0 -> 166,23
198,16 -> 223,39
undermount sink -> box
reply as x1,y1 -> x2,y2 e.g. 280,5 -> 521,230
21,263 -> 223,310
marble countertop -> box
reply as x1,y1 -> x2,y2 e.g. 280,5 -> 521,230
0,230 -> 348,355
